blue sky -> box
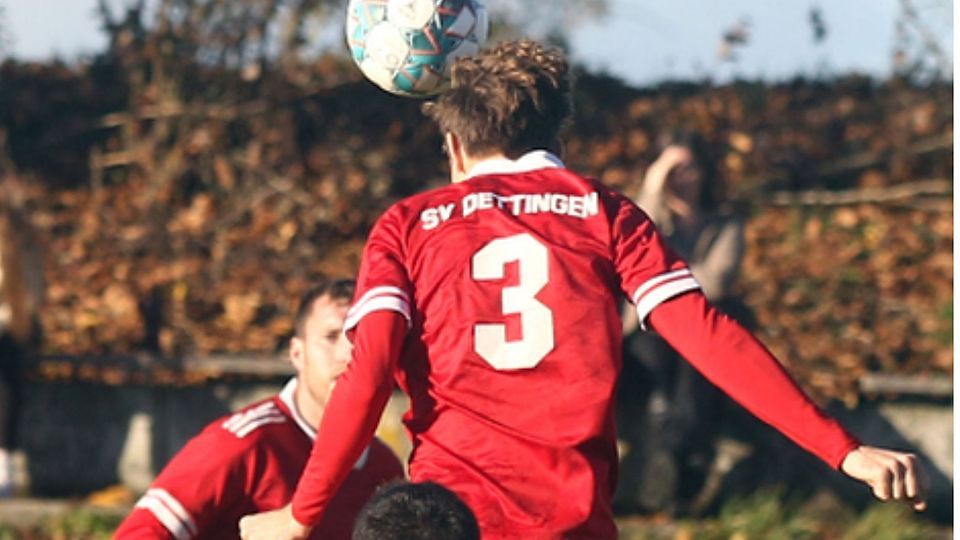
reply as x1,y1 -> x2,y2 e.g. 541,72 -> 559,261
568,0 -> 952,84
1,0 -> 953,86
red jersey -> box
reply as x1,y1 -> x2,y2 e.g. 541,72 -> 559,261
114,379 -> 403,540
292,151 -> 858,538
342,151 -> 696,538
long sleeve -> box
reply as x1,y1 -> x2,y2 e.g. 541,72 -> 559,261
647,291 -> 860,469
290,310 -> 407,526
114,430 -> 250,539
114,507 -> 179,539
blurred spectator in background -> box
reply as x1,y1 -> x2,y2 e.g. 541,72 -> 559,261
0,194 -> 44,497
352,481 -> 479,540
115,279 -> 404,539
616,130 -> 753,515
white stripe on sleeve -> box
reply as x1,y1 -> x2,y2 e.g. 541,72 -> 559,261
234,415 -> 288,438
631,268 -> 693,304
221,401 -> 276,432
633,275 -> 701,331
344,294 -> 411,333
347,286 -> 409,318
136,489 -> 197,540
149,489 -> 198,537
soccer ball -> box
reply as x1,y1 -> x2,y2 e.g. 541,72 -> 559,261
346,0 -> 489,97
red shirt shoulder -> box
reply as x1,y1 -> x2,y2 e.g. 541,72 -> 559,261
116,388 -> 404,540
115,396 -> 306,540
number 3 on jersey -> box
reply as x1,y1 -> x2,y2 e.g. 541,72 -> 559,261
471,233 -> 555,370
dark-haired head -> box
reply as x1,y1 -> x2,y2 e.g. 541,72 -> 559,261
655,129 -> 723,212
293,278 -> 355,338
352,481 -> 479,540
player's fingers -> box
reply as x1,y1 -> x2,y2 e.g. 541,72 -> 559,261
912,455 -> 931,512
890,459 -> 906,500
893,452 -> 929,512
901,454 -> 919,499
238,516 -> 253,539
871,468 -> 893,501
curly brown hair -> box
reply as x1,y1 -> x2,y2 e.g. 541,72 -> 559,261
422,39 -> 573,159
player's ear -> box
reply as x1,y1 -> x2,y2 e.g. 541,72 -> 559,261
289,336 -> 305,371
446,132 -> 468,179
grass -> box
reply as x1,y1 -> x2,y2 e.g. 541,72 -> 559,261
617,488 -> 948,540
841,504 -> 946,540
0,510 -> 122,540
0,491 -> 948,539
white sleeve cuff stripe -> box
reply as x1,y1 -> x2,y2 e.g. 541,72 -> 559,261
348,286 -> 409,318
635,277 -> 701,331
136,492 -> 195,540
147,489 -> 196,535
344,296 -> 412,333
631,268 -> 693,305
148,488 -> 197,537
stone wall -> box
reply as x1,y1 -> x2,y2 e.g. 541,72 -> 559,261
16,367 -> 951,521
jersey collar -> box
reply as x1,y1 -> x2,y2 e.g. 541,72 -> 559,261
465,150 -> 565,181
278,377 -> 370,469
279,378 -> 317,440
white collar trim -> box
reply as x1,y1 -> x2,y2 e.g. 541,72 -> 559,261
278,377 -> 370,469
465,150 -> 565,180
279,378 -> 316,440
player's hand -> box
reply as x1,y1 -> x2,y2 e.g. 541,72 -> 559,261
644,146 -> 691,189
239,504 -> 312,540
840,445 -> 929,511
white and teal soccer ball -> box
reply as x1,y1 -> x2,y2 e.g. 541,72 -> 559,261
346,0 -> 489,97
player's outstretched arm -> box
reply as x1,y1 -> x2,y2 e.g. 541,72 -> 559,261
648,292 -> 931,512
840,445 -> 929,511
239,504 -> 310,540
648,291 -> 860,469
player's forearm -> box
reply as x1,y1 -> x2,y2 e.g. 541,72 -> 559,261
648,291 -> 860,469
290,310 -> 406,526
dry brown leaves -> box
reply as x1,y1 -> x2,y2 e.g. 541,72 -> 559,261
4,59 -> 951,399
741,204 -> 952,404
